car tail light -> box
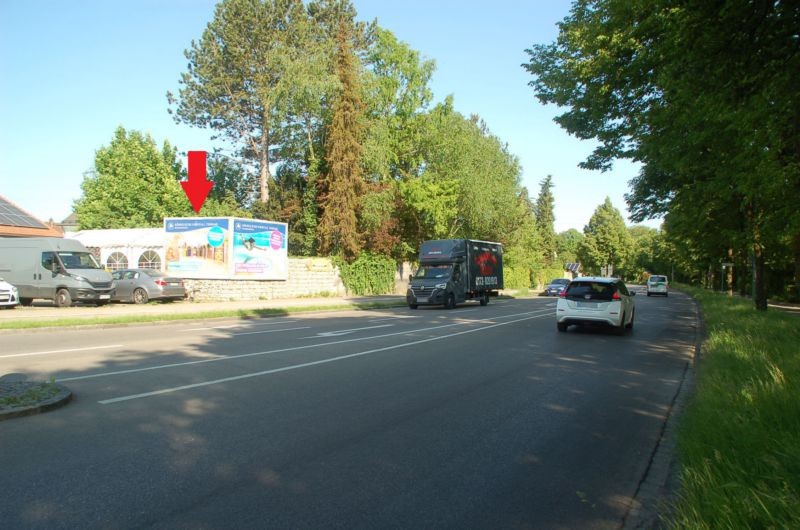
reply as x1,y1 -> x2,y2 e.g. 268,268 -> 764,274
155,279 -> 167,287
612,291 -> 621,300
559,290 -> 567,298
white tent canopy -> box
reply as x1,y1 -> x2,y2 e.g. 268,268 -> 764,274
66,228 -> 168,271
66,228 -> 165,248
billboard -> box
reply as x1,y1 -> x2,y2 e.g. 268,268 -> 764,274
164,217 -> 288,280
232,219 -> 288,279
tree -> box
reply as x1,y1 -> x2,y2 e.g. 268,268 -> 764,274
362,27 -> 436,181
74,127 -> 189,229
556,228 -> 584,265
534,175 -> 557,265
317,19 -> 365,260
578,198 -> 633,277
168,0 -> 321,206
523,0 -> 800,310
205,153 -> 257,207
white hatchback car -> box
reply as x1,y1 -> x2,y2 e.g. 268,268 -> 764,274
556,277 -> 635,334
0,277 -> 20,309
646,275 -> 669,296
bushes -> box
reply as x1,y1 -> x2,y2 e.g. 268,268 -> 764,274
533,267 -> 566,290
504,266 -> 531,290
336,253 -> 396,295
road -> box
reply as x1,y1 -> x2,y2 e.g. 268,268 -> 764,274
0,294 -> 696,529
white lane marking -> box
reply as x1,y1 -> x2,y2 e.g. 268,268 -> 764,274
0,344 -> 124,360
181,320 -> 298,332
368,316 -> 418,323
99,313 -> 551,404
309,324 -> 393,338
232,326 -> 310,336
58,308 -> 552,383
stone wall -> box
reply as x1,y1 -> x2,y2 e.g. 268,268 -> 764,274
184,257 -> 346,301
183,258 -> 416,301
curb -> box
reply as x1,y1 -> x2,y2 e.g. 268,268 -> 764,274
0,382 -> 73,421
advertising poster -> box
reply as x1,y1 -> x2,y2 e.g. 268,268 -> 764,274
164,217 -> 231,278
232,219 -> 288,280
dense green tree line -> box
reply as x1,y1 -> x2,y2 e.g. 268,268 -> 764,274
524,0 -> 800,307
76,0 -> 567,289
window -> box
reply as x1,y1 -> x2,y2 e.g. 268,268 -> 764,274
565,281 -> 616,301
138,250 -> 161,269
42,251 -> 57,272
107,252 -> 128,271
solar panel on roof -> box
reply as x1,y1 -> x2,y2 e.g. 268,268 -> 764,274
0,197 -> 48,229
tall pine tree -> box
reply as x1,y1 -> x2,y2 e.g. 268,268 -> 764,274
317,19 -> 365,261
535,175 -> 557,265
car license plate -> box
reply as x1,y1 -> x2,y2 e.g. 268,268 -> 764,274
577,302 -> 597,309
417,297 -> 428,303
99,294 -> 110,300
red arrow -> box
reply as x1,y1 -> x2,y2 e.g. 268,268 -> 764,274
181,151 -> 213,213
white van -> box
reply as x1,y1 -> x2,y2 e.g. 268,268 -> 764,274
0,237 -> 115,307
646,275 -> 669,297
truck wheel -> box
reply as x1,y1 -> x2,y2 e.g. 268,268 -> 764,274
557,322 -> 568,332
55,289 -> 72,308
133,288 -> 149,305
479,293 -> 489,306
445,293 -> 456,310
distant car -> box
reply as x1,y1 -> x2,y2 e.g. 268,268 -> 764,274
646,275 -> 669,297
544,278 -> 570,296
0,277 -> 20,309
556,277 -> 636,334
110,268 -> 186,304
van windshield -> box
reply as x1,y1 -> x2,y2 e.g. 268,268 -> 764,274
414,264 -> 452,280
57,251 -> 102,270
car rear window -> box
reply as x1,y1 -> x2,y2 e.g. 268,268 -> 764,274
565,281 -> 616,301
649,276 -> 667,283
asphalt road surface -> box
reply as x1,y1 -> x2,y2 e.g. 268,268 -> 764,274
0,294 -> 696,529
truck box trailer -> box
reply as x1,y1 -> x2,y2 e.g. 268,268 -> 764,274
406,239 -> 503,309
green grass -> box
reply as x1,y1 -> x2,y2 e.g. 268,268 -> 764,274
666,286 -> 800,529
0,378 -> 60,409
0,301 -> 406,330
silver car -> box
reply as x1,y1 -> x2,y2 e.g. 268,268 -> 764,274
110,268 -> 186,304
556,277 -> 636,334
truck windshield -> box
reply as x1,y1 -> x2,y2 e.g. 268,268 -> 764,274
57,251 -> 102,270
414,264 -> 452,279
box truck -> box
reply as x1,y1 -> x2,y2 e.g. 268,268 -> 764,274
406,239 -> 503,309
0,237 -> 115,307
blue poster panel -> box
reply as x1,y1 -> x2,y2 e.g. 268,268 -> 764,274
232,219 -> 289,280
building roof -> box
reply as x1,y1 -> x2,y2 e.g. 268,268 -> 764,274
0,195 -> 64,238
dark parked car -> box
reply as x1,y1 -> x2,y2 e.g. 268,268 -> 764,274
110,268 -> 186,304
543,278 -> 570,296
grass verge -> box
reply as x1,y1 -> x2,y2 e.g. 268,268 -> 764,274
666,286 -> 800,529
0,379 -> 60,410
0,301 -> 406,330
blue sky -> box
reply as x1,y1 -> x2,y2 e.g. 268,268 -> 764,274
0,0 -> 660,233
